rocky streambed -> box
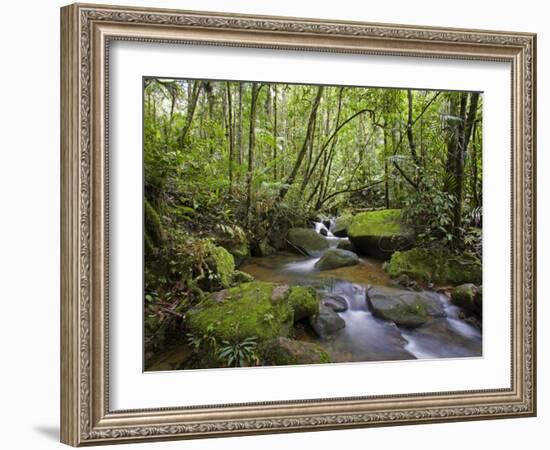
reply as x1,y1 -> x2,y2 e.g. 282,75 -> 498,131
146,210 -> 482,371
240,250 -> 481,363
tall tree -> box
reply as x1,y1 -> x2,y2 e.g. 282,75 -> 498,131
179,80 -> 203,147
225,83 -> 235,194
245,83 -> 261,224
445,91 -> 480,241
279,86 -> 324,200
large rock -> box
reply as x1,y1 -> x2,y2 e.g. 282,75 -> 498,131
336,239 -> 356,252
322,294 -> 348,312
386,247 -> 482,286
451,283 -> 482,316
314,248 -> 360,271
287,228 -> 329,256
215,227 -> 250,268
332,215 -> 353,237
287,285 -> 319,321
251,239 -> 275,257
309,304 -> 346,338
187,282 -> 294,342
347,209 -> 414,259
366,286 -> 446,327
197,243 -> 235,291
231,270 -> 255,285
144,199 -> 163,256
260,337 -> 331,365
403,318 -> 482,358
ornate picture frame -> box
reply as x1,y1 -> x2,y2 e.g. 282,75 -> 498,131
60,3 -> 536,446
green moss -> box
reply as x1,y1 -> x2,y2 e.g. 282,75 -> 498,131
332,214 -> 353,237
217,238 -> 249,267
144,199 -> 163,250
287,286 -> 319,321
446,257 -> 482,285
348,209 -> 405,238
232,270 -> 255,285
187,282 -> 293,342
259,337 -> 331,366
207,243 -> 235,289
386,247 -> 482,286
451,283 -> 481,315
386,248 -> 435,283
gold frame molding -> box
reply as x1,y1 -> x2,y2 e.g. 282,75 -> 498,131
60,3 -> 537,446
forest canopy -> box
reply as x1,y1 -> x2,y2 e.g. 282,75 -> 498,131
144,78 -> 482,249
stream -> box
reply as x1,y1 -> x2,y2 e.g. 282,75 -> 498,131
240,220 -> 482,363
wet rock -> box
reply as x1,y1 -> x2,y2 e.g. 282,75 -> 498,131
366,286 -> 446,327
336,239 -> 356,252
314,248 -> 360,271
404,318 -> 482,358
260,337 -> 331,365
287,228 -> 329,256
348,209 -> 414,259
309,304 -> 346,338
322,294 -> 348,312
332,215 -> 352,237
319,228 -> 328,236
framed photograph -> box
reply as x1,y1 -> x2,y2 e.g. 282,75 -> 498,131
60,3 -> 536,446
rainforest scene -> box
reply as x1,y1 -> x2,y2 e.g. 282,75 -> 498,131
143,78 -> 483,371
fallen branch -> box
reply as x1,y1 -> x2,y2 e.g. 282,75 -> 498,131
317,179 -> 387,207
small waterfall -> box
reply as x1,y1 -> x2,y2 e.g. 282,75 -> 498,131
313,220 -> 347,248
314,221 -> 333,237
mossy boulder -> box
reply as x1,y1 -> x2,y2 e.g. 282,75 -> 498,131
445,257 -> 483,286
205,243 -> 235,290
287,228 -> 329,256
287,285 -> 319,321
332,215 -> 353,237
232,270 -> 255,285
251,239 -> 276,257
451,283 -> 482,316
347,209 -> 414,259
215,230 -> 250,268
144,199 -> 163,256
386,247 -> 482,286
366,286 -> 445,327
260,337 -> 331,366
314,248 -> 359,271
187,282 -> 294,343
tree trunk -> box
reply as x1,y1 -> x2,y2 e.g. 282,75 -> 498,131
406,89 -> 420,167
383,121 -> 390,208
273,85 -> 278,181
279,86 -> 324,200
179,80 -> 202,147
237,83 -> 243,166
445,92 -> 480,243
245,83 -> 260,224
225,83 -> 234,194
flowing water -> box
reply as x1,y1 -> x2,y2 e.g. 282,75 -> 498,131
240,221 -> 482,363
